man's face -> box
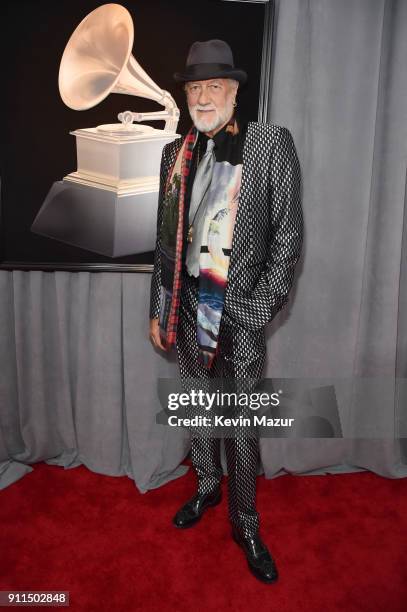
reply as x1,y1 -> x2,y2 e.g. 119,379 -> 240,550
185,78 -> 238,133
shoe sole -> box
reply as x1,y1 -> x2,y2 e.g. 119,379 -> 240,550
173,493 -> 222,529
231,530 -> 279,584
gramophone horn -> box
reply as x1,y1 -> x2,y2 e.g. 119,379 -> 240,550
58,3 -> 167,111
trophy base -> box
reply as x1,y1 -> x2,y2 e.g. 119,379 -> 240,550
31,180 -> 158,257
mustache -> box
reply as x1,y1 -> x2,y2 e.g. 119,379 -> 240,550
191,105 -> 217,111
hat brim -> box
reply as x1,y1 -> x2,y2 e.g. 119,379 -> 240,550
173,67 -> 247,85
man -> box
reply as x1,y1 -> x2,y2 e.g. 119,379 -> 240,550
149,40 -> 303,584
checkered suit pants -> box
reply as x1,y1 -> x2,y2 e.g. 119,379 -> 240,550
176,271 -> 267,538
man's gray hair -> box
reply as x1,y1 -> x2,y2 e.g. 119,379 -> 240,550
183,78 -> 239,92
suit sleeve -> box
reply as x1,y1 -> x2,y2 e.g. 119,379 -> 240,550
260,126 -> 303,321
149,145 -> 169,319
224,126 -> 303,331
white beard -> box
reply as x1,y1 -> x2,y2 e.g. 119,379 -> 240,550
188,98 -> 235,133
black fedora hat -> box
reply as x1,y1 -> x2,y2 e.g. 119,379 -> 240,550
173,39 -> 247,84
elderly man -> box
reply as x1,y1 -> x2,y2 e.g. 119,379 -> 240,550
149,40 -> 303,584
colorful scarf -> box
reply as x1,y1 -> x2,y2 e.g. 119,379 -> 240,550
158,115 -> 241,369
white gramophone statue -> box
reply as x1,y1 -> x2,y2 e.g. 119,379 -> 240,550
31,3 -> 181,257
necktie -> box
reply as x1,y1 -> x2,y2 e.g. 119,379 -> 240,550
186,138 -> 215,277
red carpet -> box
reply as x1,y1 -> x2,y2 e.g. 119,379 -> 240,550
1,462 -> 406,611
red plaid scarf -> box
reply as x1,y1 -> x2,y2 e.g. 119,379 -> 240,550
158,124 -> 198,349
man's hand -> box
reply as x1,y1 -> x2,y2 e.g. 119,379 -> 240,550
149,318 -> 167,351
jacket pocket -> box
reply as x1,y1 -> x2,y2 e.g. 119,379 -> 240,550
224,271 -> 273,331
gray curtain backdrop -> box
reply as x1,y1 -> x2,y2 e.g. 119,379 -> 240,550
1,0 -> 406,491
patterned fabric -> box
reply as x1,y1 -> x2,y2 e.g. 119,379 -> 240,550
176,271 -> 265,537
158,125 -> 197,350
192,115 -> 243,368
150,122 -> 303,335
158,114 -> 244,369
150,121 -> 303,538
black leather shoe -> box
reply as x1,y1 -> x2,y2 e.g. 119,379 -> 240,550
232,527 -> 279,584
172,487 -> 222,528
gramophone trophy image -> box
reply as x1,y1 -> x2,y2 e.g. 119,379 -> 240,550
31,3 -> 181,257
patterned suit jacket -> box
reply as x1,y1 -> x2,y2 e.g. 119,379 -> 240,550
149,122 -> 303,331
